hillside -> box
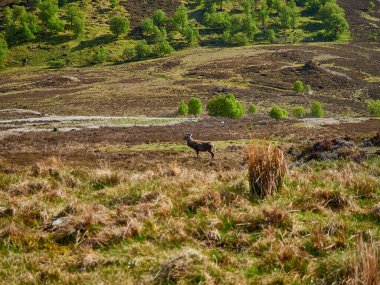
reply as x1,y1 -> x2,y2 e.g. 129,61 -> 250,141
0,0 -> 379,284
0,0 -> 359,68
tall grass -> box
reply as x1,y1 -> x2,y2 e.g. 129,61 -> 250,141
248,144 -> 287,198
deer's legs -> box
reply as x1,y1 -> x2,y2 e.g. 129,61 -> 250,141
196,150 -> 200,158
208,150 -> 215,159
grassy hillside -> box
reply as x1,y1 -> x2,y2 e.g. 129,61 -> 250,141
0,0 -> 354,69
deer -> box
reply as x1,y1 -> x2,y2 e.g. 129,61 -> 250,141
183,133 -> 215,159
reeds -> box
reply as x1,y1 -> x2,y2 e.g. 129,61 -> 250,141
248,144 -> 287,198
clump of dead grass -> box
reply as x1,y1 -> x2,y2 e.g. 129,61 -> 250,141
248,144 -> 287,198
153,248 -> 208,284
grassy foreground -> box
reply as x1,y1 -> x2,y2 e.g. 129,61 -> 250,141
0,147 -> 379,284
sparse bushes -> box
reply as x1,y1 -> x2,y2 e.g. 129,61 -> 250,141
206,93 -> 245,119
310,101 -> 324,118
368,100 -> 380,117
293,106 -> 306,118
123,46 -> 137,61
188,97 -> 203,117
248,144 -> 287,198
109,16 -> 130,37
269,106 -> 288,120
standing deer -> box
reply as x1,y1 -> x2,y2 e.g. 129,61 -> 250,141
183,133 -> 215,159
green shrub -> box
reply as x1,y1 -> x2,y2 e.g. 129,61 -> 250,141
207,93 -> 245,119
293,80 -> 304,94
178,100 -> 188,116
153,29 -> 174,57
188,97 -> 203,117
109,15 -> 130,37
48,58 -> 65,69
368,100 -> 380,117
310,101 -> 324,118
135,40 -> 150,59
123,46 -> 136,60
110,0 -> 118,8
92,47 -> 108,64
247,103 -> 257,115
292,106 -> 306,118
269,106 -> 288,120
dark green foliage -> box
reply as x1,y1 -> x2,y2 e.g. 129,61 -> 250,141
269,106 -> 288,120
207,93 -> 245,119
368,100 -> 380,117
178,100 -> 188,116
110,16 -> 130,37
188,97 -> 203,117
292,106 -> 306,118
310,101 -> 324,118
0,36 -> 8,69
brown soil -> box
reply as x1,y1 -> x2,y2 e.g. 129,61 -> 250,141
0,117 -> 379,172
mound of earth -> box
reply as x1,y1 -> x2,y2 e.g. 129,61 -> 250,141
297,137 -> 360,161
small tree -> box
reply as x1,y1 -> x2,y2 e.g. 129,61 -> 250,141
368,100 -> 380,117
269,106 -> 288,120
153,29 -> 174,57
72,15 -> 85,38
293,80 -> 304,94
178,100 -> 188,116
39,0 -> 65,33
0,36 -> 8,69
310,101 -> 324,118
292,106 -> 306,118
188,97 -> 203,117
247,103 -> 257,115
110,16 -> 130,37
152,10 -> 168,27
135,40 -> 150,59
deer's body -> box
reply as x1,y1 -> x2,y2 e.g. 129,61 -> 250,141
183,134 -> 215,159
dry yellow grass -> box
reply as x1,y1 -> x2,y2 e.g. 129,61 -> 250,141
248,144 -> 287,198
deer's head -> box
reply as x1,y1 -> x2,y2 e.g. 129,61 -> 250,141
183,133 -> 192,140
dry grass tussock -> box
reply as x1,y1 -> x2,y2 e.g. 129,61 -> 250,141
248,144 -> 287,198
